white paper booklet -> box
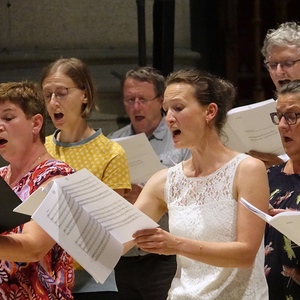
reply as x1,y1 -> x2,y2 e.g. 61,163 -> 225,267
13,168 -> 158,283
222,99 -> 284,155
112,133 -> 165,184
240,197 -> 300,246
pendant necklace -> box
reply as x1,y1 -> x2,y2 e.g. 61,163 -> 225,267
5,151 -> 48,187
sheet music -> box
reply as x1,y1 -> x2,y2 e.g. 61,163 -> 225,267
240,197 -> 300,246
112,133 -> 165,184
14,168 -> 158,283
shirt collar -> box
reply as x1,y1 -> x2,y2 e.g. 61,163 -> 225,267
130,116 -> 167,141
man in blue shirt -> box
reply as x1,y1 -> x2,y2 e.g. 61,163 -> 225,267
108,66 -> 190,300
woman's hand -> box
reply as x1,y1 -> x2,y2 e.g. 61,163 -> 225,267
269,208 -> 289,216
133,228 -> 179,255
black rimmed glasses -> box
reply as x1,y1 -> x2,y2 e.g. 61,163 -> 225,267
270,112 -> 300,125
42,87 -> 78,102
123,95 -> 159,107
264,59 -> 300,72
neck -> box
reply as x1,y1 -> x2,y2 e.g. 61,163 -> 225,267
284,159 -> 300,174
186,138 -> 235,177
6,148 -> 49,187
133,116 -> 162,137
57,123 -> 95,143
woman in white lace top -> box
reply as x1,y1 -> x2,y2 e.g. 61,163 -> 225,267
125,69 -> 270,299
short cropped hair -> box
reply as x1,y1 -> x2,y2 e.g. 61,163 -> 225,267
0,81 -> 46,143
276,79 -> 300,98
121,66 -> 165,97
261,22 -> 300,59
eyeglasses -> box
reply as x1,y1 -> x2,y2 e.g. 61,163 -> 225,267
264,59 -> 300,72
123,95 -> 159,107
270,111 -> 300,125
42,87 -> 77,102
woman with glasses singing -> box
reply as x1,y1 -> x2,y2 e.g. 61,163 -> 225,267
265,80 -> 300,299
41,57 -> 131,300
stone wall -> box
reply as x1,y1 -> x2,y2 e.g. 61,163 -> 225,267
0,0 -> 200,135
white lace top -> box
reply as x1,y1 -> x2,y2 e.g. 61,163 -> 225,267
164,154 -> 268,299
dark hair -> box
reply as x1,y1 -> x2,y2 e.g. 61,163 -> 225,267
41,57 -> 98,118
261,21 -> 300,60
0,81 -> 46,143
165,69 -> 236,133
276,79 -> 300,98
121,66 -> 165,97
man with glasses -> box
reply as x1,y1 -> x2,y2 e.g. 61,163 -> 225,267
108,67 -> 190,300
249,21 -> 300,167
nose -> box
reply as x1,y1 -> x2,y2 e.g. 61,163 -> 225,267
0,124 -> 5,132
165,110 -> 174,124
278,116 -> 289,128
131,100 -> 143,110
274,64 -> 286,75
48,93 -> 59,106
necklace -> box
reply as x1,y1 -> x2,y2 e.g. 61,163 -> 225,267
5,151 -> 48,187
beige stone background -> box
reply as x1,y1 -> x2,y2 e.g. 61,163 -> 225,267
0,0 -> 199,132
0,0 -> 199,166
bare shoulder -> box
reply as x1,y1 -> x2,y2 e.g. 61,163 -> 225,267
143,168 -> 168,194
238,155 -> 266,173
234,155 -> 268,192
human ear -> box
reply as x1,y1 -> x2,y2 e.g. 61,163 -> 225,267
82,90 -> 88,104
32,114 -> 43,134
205,103 -> 218,123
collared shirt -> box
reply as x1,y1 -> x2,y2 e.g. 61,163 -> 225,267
108,117 -> 191,168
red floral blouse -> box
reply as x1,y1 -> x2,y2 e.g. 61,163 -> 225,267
0,159 -> 75,299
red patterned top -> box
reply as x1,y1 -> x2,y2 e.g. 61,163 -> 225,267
0,159 -> 75,300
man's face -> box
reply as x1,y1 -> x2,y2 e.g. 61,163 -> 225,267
123,78 -> 163,136
266,45 -> 300,90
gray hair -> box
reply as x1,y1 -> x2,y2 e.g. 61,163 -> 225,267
276,79 -> 300,98
261,22 -> 300,60
121,67 -> 165,97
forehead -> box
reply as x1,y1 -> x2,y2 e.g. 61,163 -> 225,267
164,83 -> 194,99
42,71 -> 74,88
0,100 -> 23,114
123,78 -> 155,95
267,45 -> 299,61
277,93 -> 300,108
164,83 -> 198,104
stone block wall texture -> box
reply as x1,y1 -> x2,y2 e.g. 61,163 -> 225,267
0,0 -> 199,136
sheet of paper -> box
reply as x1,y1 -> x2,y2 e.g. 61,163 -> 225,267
222,99 -> 284,155
32,181 -> 123,283
112,133 -> 165,184
0,176 -> 31,232
14,187 -> 46,215
240,197 -> 300,246
15,168 -> 158,283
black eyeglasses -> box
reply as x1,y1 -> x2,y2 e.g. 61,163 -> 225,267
42,87 -> 77,102
123,95 -> 159,107
264,59 -> 300,72
270,112 -> 300,125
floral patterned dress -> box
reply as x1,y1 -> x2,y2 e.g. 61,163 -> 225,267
265,162 -> 300,300
0,159 -> 75,300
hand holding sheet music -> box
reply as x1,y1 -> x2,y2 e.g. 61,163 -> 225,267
14,168 -> 158,283
240,197 -> 300,246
